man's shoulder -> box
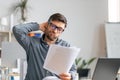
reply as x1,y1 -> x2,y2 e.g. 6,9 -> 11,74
57,39 -> 71,47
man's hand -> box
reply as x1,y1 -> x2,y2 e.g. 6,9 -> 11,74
59,73 -> 71,80
39,22 -> 48,32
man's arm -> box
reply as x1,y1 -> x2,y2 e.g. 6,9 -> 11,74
69,63 -> 77,80
12,22 -> 40,50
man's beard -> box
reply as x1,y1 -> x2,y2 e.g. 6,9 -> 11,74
46,34 -> 57,41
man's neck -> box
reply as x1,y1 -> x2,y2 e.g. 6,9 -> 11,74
44,37 -> 57,45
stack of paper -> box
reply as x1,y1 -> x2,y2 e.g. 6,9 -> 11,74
43,44 -> 80,75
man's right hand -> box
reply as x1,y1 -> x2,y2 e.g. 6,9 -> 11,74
39,22 -> 48,32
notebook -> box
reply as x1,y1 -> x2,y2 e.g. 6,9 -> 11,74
92,58 -> 120,80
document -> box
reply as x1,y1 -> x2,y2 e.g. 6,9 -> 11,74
43,44 -> 80,75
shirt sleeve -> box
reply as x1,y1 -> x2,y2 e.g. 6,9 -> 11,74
12,22 -> 39,51
69,63 -> 78,80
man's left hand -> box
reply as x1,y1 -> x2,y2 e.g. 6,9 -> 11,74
59,73 -> 71,80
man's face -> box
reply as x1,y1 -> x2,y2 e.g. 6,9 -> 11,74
44,21 -> 65,41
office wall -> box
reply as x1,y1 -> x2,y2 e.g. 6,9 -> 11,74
0,0 -> 108,59
105,23 -> 120,58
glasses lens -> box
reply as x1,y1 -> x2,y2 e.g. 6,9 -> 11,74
57,27 -> 64,32
50,24 -> 56,29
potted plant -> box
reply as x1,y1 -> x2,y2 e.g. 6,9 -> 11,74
11,0 -> 28,23
75,57 -> 96,78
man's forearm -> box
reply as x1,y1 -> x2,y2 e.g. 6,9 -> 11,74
13,22 -> 39,35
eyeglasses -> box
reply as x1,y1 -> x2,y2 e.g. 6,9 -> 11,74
49,23 -> 64,32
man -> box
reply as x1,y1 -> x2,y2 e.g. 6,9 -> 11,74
13,13 -> 77,80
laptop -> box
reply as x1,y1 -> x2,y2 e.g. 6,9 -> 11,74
92,58 -> 120,80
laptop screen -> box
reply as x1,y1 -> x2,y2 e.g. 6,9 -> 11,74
92,58 -> 120,80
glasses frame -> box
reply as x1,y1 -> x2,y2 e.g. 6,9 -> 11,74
49,23 -> 64,32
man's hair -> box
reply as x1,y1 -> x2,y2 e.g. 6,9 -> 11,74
48,13 -> 67,28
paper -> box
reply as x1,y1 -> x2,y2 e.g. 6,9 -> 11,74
42,76 -> 60,80
43,44 -> 80,75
